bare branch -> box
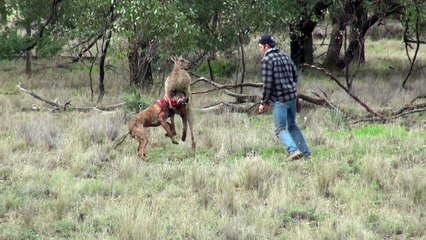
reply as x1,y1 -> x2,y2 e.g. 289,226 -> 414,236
301,64 -> 385,119
71,31 -> 105,63
410,95 -> 426,104
223,90 -> 260,103
190,77 -> 263,94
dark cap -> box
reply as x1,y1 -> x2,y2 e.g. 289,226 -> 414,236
258,34 -> 276,47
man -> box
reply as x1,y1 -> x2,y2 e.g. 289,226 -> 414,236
258,34 -> 311,160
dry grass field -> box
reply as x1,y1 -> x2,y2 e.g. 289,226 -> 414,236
0,38 -> 425,239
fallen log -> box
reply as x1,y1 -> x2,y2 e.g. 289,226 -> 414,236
16,83 -> 124,112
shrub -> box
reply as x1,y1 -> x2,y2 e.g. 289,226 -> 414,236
121,91 -> 149,114
0,30 -> 26,59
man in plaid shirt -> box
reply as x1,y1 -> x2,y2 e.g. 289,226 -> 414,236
258,34 -> 311,160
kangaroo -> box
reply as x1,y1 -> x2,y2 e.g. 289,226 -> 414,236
164,56 -> 195,151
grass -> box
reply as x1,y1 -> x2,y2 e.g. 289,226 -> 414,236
1,39 -> 426,239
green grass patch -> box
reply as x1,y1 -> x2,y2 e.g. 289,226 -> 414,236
310,145 -> 335,159
352,124 -> 407,138
80,178 -> 124,197
260,146 -> 285,159
325,124 -> 407,139
279,207 -> 329,227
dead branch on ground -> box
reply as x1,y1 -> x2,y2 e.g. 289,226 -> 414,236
16,83 -> 124,112
190,76 -> 330,107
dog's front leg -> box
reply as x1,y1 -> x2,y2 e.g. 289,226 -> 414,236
159,115 -> 178,144
164,121 -> 177,137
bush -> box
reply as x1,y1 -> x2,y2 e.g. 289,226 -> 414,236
121,91 -> 149,114
36,33 -> 64,58
0,31 -> 26,59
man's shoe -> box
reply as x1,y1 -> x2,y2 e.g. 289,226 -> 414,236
289,150 -> 303,161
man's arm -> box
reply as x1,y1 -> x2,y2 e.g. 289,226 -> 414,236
261,59 -> 273,104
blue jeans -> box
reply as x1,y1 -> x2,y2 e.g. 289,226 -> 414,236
272,100 -> 311,156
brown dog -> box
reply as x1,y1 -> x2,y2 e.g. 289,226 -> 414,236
113,91 -> 189,159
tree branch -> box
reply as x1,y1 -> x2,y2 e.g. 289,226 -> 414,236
301,64 -> 385,119
190,76 -> 263,94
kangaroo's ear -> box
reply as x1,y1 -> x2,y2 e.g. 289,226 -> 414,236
170,56 -> 176,63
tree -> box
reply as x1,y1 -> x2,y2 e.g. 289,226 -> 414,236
2,0 -> 64,75
114,0 -> 198,89
401,0 -> 426,88
179,0 -> 268,91
56,0 -> 117,101
323,0 -> 404,73
288,0 -> 332,66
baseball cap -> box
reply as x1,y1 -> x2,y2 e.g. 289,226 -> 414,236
258,34 -> 276,47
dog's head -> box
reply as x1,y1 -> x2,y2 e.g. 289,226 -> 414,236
172,91 -> 189,108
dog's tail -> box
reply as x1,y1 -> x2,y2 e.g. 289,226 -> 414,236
107,132 -> 130,153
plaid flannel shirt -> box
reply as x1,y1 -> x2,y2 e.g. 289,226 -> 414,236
261,48 -> 298,104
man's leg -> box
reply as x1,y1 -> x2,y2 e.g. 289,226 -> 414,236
273,101 -> 298,154
287,99 -> 311,157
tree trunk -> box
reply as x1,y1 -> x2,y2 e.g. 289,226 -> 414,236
290,29 -> 304,66
98,29 -> 112,102
238,32 -> 246,95
128,38 -> 152,89
303,33 -> 314,64
207,58 -> 215,82
290,28 -> 315,66
322,19 -> 345,70
140,60 -> 153,89
25,24 -> 32,76
289,1 -> 332,66
128,45 -> 139,86
344,2 -> 367,64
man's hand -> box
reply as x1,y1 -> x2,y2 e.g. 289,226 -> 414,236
258,104 -> 267,114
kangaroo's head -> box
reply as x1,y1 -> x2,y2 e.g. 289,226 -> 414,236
171,56 -> 191,70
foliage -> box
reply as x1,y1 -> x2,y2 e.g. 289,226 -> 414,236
401,0 -> 426,33
8,0 -> 51,27
121,90 -> 149,114
35,32 -> 65,58
195,59 -> 237,78
114,0 -> 199,58
0,30 -> 27,58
